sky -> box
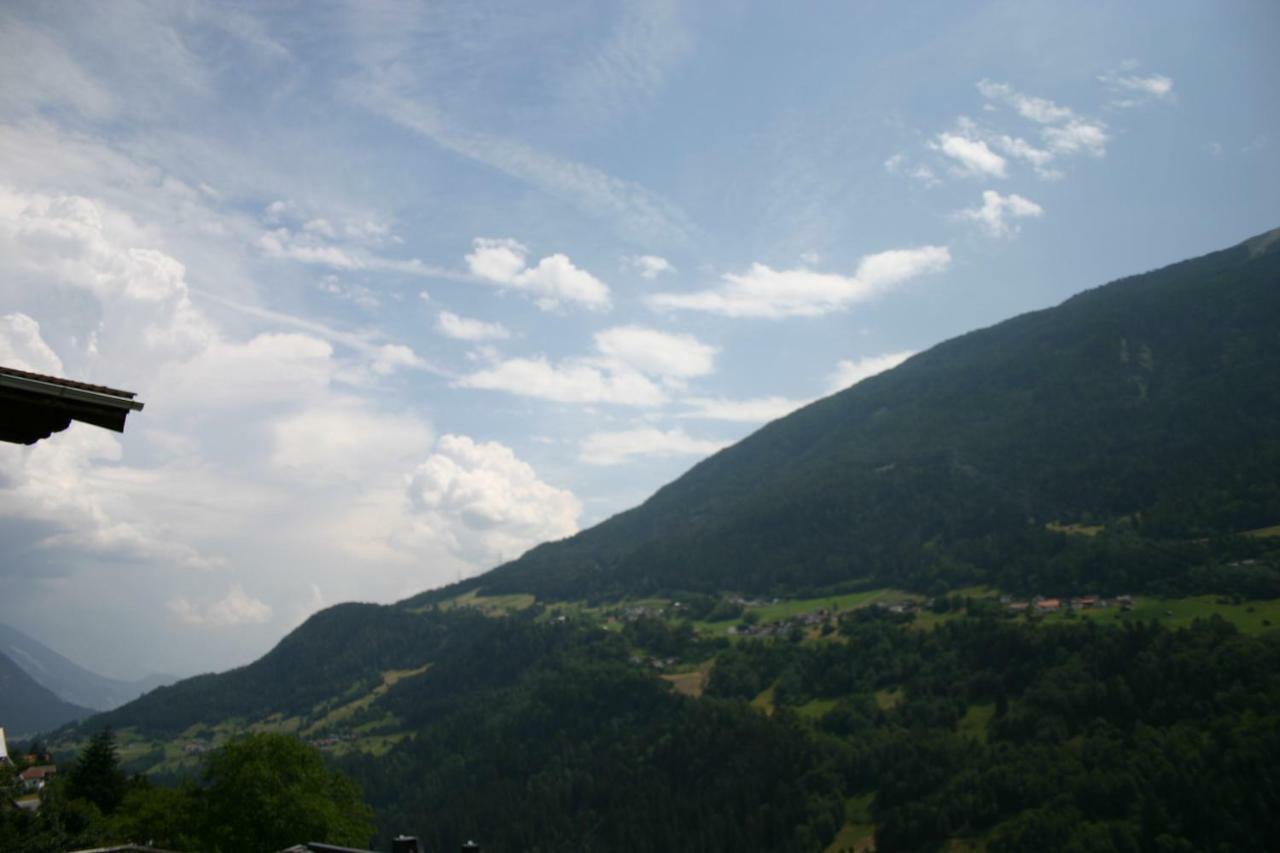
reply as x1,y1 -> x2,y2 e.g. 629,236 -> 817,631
0,1 -> 1277,680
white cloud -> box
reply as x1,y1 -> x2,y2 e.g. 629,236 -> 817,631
680,395 -> 809,423
593,326 -> 716,380
974,80 -> 1108,162
357,83 -> 693,245
1042,121 -> 1109,157
991,134 -> 1061,180
884,152 -> 941,187
0,313 -> 64,374
976,80 -> 1074,124
555,0 -> 691,127
953,190 -> 1044,238
318,276 -> 380,310
1099,66 -> 1175,108
466,237 -> 611,311
168,584 -> 272,627
458,356 -> 666,406
580,427 -> 728,466
626,254 -> 675,279
648,245 -> 950,319
404,435 -> 580,566
457,324 -> 718,405
270,402 -> 433,483
931,131 -> 1007,178
436,311 -> 511,342
828,350 -> 915,392
258,227 -> 448,277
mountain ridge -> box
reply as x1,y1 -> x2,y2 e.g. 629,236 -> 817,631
0,622 -> 176,712
0,650 -> 92,739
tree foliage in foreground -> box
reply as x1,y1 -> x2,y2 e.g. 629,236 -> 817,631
0,730 -> 374,853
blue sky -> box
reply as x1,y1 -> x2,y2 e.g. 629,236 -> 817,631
0,0 -> 1276,678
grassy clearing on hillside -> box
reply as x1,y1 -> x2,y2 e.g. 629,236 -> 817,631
661,662 -> 711,698
1245,523 -> 1280,538
874,688 -> 903,711
796,698 -> 839,720
1046,521 -> 1105,536
302,663 -> 430,736
958,703 -> 995,743
428,590 -> 536,615
825,792 -> 876,853
751,683 -> 777,716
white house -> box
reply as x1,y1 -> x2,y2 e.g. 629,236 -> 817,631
0,726 -> 9,764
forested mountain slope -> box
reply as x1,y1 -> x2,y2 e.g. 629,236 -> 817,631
410,227 -> 1280,602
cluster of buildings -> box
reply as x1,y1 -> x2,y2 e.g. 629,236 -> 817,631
1003,594 -> 1134,614
309,731 -> 356,751
1,726 -> 58,811
727,606 -> 840,638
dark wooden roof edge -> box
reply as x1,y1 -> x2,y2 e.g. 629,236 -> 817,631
0,365 -> 144,411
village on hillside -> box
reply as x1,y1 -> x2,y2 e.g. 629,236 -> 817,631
0,727 -> 57,815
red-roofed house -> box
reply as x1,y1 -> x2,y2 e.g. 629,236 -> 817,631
19,765 -> 56,792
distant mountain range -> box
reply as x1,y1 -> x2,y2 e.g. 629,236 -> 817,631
0,651 -> 91,739
0,623 -> 176,712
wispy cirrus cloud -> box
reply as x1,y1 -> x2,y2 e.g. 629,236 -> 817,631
1099,62 -> 1176,109
353,78 -> 695,246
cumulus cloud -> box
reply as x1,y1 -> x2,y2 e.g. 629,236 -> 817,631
649,246 -> 950,319
436,311 -> 510,342
168,584 -> 273,626
0,183 -> 464,676
458,324 -> 718,405
625,254 -> 675,278
459,356 -> 666,406
931,131 -> 1008,178
828,350 -> 915,392
0,313 -> 64,374
953,190 -> 1044,238
593,326 -> 716,381
466,238 -> 610,311
679,396 -> 809,423
404,435 -> 581,566
580,427 -> 728,466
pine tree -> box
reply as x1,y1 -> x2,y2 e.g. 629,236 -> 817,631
67,727 -> 127,815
